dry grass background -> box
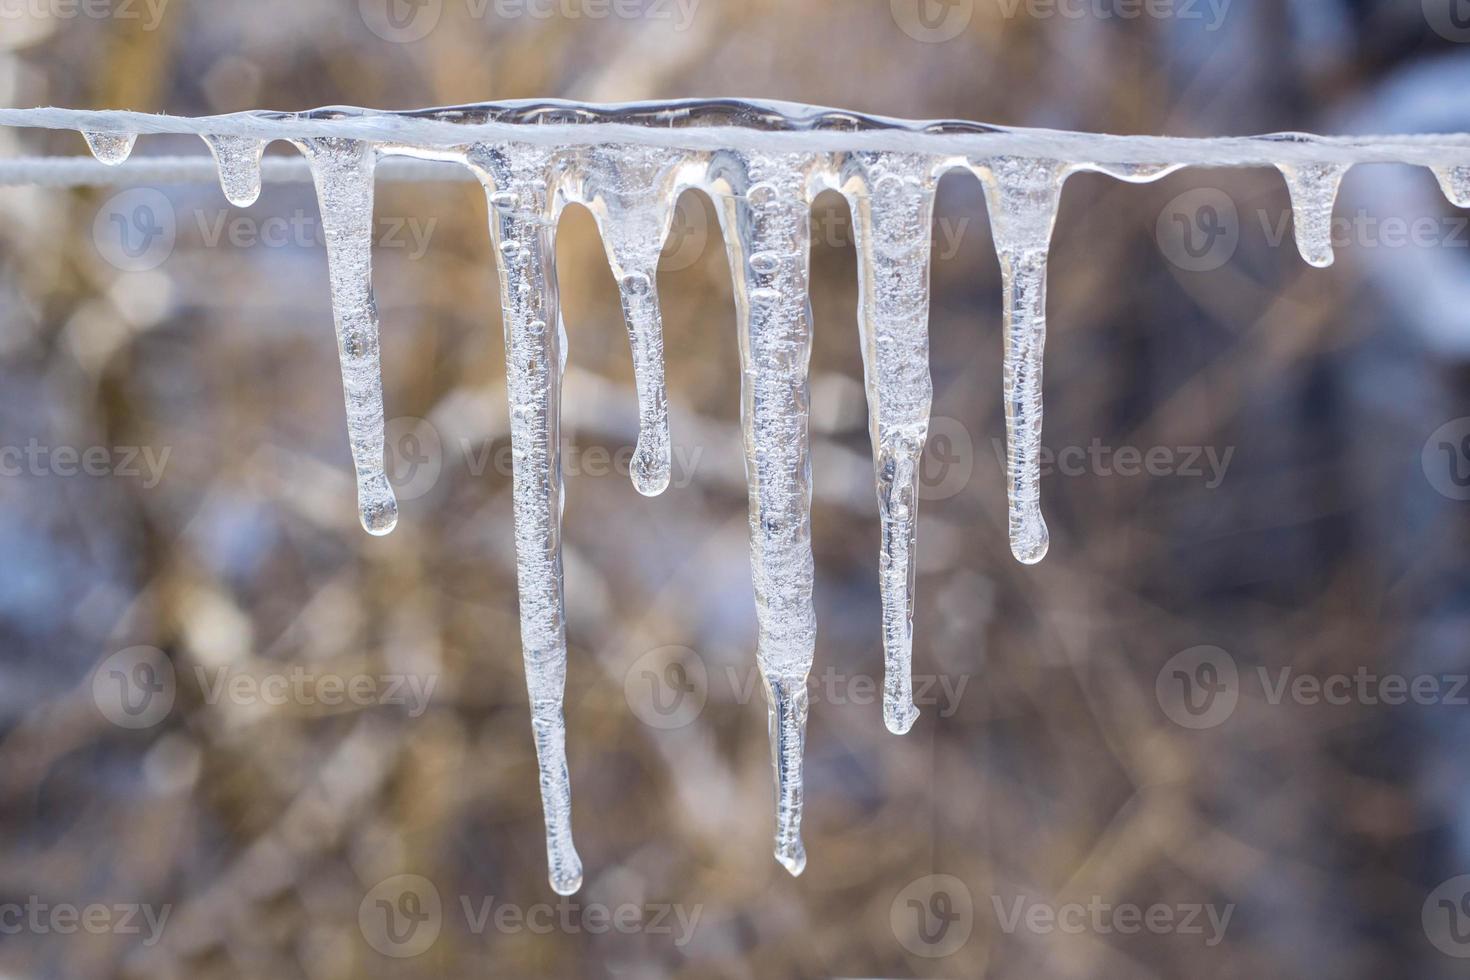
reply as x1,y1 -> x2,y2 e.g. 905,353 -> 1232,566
1,1 -> 1469,977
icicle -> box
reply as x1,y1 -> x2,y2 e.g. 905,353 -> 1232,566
1434,166 -> 1470,208
295,137 -> 398,536
578,149 -> 680,497
1277,162 -> 1349,268
974,156 -> 1070,565
842,154 -> 937,735
473,143 -> 583,896
81,130 -> 136,166
203,134 -> 265,207
713,158 -> 818,876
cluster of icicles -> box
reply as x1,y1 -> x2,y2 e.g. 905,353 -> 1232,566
16,100 -> 1470,894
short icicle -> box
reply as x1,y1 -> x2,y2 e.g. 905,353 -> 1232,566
579,147 -> 681,497
473,143 -> 583,896
712,155 -> 818,876
82,130 -> 137,165
975,156 -> 1070,565
843,153 -> 938,735
296,137 -> 398,535
1434,166 -> 1470,209
203,134 -> 266,207
1277,162 -> 1350,268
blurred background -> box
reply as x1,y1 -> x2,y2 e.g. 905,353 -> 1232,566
2,0 -> 1470,977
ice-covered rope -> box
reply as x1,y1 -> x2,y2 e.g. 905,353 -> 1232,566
2,101 -> 1470,165
6,98 -> 1467,896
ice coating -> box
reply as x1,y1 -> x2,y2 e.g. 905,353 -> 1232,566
470,142 -> 584,896
710,153 -> 818,876
1435,166 -> 1470,209
974,156 -> 1069,565
23,100 -> 1470,892
82,130 -> 136,165
295,137 -> 399,536
203,134 -> 266,207
1278,162 -> 1350,268
841,153 -> 938,735
572,145 -> 683,497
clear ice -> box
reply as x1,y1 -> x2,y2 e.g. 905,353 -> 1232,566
82,130 -> 136,165
1278,162 -> 1350,268
9,101 -> 1467,892
294,137 -> 398,536
204,134 -> 266,207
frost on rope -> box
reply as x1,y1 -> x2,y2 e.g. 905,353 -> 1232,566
9,100 -> 1470,892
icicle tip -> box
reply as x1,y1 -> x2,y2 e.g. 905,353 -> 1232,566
776,841 -> 807,877
884,701 -> 920,735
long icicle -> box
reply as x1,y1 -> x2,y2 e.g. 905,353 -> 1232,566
844,154 -> 937,735
473,143 -> 583,896
297,137 -> 399,536
714,159 -> 818,876
976,156 -> 1070,565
